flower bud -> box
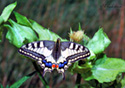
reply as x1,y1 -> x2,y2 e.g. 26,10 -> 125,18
69,30 -> 84,42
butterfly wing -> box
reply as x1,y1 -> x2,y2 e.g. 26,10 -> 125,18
56,42 -> 90,74
18,40 -> 56,75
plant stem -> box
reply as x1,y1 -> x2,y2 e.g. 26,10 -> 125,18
75,73 -> 81,88
32,62 -> 49,88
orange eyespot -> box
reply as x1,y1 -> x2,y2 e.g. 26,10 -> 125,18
52,64 -> 56,68
56,65 -> 58,68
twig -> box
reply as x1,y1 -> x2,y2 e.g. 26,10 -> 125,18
75,73 -> 82,88
75,60 -> 83,88
32,62 -> 49,88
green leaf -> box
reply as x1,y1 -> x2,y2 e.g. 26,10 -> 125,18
1,2 -> 17,22
0,83 -> 4,88
4,19 -> 38,48
0,16 -> 4,24
81,71 -> 94,81
92,56 -> 125,83
70,27 -> 73,34
0,27 -> 3,42
6,85 -> 9,88
10,71 -> 35,88
69,61 -> 92,74
78,23 -> 82,30
121,76 -> 125,88
30,20 -> 67,41
86,50 -> 96,61
87,28 -> 111,54
14,12 -> 32,27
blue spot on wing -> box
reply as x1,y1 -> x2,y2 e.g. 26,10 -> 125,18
42,60 -> 52,68
61,63 -> 64,67
64,61 -> 67,65
45,63 -> 49,66
48,62 -> 52,67
59,63 -> 62,68
59,63 -> 65,68
42,60 -> 46,63
59,61 -> 68,68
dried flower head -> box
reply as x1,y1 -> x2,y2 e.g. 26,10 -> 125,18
69,30 -> 84,42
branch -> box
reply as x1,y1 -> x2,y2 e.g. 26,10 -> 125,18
32,62 -> 49,88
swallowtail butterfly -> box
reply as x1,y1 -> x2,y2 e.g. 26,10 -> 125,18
18,38 -> 90,78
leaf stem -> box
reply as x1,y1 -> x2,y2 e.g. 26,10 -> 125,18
75,73 -> 81,88
32,62 -> 49,88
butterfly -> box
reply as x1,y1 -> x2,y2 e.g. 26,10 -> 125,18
18,38 -> 90,78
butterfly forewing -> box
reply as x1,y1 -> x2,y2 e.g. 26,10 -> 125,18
18,41 -> 56,69
59,42 -> 90,69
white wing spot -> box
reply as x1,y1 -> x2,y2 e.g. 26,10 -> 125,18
64,65 -> 68,69
41,64 -> 45,67
36,48 -> 41,53
80,46 -> 84,50
85,48 -> 88,52
34,42 -> 37,48
30,48 -> 33,51
19,49 -> 21,52
33,48 -> 38,52
74,50 -> 77,54
40,42 -> 43,47
38,60 -> 42,64
69,43 -> 74,49
75,44 -> 78,50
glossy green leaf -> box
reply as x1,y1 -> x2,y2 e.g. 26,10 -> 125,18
4,19 -> 38,48
92,57 -> 125,83
30,20 -> 67,41
1,2 -> 17,22
87,28 -> 111,54
10,71 -> 35,88
14,12 -> 32,27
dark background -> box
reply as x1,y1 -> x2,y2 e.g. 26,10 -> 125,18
0,0 -> 124,88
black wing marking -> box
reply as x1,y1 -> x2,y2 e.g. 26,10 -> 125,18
18,40 -> 56,70
58,42 -> 90,70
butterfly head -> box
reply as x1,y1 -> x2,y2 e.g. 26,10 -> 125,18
56,38 -> 61,44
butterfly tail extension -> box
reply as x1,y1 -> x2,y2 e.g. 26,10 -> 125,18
42,67 -> 52,76
62,73 -> 65,80
57,68 -> 65,79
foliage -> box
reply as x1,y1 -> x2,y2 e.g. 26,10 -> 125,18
0,2 -> 124,88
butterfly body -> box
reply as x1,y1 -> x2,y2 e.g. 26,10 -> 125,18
18,38 -> 90,78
